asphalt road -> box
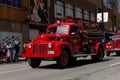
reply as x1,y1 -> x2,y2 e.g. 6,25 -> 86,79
0,54 -> 120,80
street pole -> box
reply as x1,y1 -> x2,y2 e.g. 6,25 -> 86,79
112,5 -> 114,31
109,0 -> 115,31
101,0 -> 104,31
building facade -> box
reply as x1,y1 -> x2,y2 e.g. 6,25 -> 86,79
89,0 -> 120,31
0,0 -> 29,53
28,0 -> 97,41
0,0 -> 98,48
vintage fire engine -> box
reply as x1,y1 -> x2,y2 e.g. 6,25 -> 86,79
105,32 -> 120,56
22,19 -> 105,68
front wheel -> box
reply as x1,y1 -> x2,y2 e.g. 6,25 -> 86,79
91,47 -> 104,61
28,58 -> 41,68
56,50 -> 69,69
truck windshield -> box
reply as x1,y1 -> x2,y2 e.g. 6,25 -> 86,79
56,26 -> 68,34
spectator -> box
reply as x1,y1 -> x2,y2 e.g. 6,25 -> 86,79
13,40 -> 20,62
2,43 -> 7,56
6,42 -> 13,63
0,43 -> 2,62
2,43 -> 7,62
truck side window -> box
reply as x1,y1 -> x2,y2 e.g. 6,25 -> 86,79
48,27 -> 56,34
70,26 -> 79,35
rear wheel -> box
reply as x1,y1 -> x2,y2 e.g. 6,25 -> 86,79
56,50 -> 69,69
91,47 -> 104,61
28,58 -> 41,68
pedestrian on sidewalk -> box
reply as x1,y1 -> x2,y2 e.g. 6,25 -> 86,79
13,40 -> 20,62
2,43 -> 7,62
6,42 -> 13,63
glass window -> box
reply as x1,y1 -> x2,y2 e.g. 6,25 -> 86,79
0,0 -> 22,8
90,13 -> 95,22
104,0 -> 115,8
55,1 -> 64,18
57,26 -> 69,34
70,26 -> 79,34
112,36 -> 120,39
84,10 -> 89,20
118,0 -> 120,13
65,4 -> 73,18
47,27 -> 57,34
75,7 -> 82,19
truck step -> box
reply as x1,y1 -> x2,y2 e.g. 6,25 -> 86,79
72,53 -> 96,57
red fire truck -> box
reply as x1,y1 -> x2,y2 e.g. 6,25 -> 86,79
105,32 -> 120,56
22,19 -> 105,68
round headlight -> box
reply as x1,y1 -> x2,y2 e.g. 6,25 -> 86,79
48,43 -> 52,48
28,44 -> 32,48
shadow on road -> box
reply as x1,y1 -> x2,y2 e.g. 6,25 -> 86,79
39,58 -> 114,69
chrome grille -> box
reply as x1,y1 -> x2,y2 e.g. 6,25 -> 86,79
112,39 -> 120,48
116,40 -> 120,48
32,44 -> 47,54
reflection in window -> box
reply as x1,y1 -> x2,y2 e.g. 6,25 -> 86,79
84,10 -> 89,20
65,4 -> 73,18
57,26 -> 68,34
75,7 -> 82,19
55,1 -> 64,18
90,13 -> 95,22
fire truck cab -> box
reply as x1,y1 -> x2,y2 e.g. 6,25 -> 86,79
105,32 -> 120,56
22,19 -> 105,68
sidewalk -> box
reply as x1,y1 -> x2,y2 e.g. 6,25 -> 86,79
0,57 -> 26,64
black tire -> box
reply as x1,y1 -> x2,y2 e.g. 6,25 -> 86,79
56,50 -> 69,69
116,51 -> 120,56
70,57 -> 77,65
106,51 -> 111,56
91,47 -> 104,61
28,58 -> 41,68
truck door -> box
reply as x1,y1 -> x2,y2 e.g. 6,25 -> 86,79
70,26 -> 80,53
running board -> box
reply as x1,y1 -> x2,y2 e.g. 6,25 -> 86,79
72,53 -> 96,57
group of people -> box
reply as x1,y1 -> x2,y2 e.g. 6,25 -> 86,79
0,40 -> 20,63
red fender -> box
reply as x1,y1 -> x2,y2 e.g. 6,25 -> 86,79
54,42 -> 71,57
95,42 -> 101,54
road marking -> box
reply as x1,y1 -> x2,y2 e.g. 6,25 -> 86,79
0,68 -> 31,75
110,62 -> 120,67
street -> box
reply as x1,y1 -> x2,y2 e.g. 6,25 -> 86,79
0,54 -> 120,80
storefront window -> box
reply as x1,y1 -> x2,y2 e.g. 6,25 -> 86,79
65,4 -> 73,18
118,0 -> 120,13
90,13 -> 95,22
55,1 -> 64,18
84,10 -> 89,20
75,7 -> 82,19
0,0 -> 22,8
